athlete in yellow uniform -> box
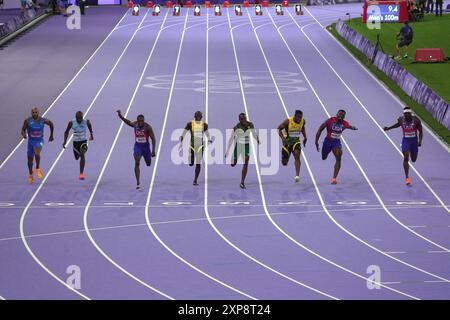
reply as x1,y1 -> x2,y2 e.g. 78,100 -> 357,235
278,110 -> 307,183
180,111 -> 212,186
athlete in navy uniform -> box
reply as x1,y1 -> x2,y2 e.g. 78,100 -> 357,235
315,110 -> 357,184
21,107 -> 54,184
63,111 -> 94,180
117,110 -> 156,189
383,107 -> 423,185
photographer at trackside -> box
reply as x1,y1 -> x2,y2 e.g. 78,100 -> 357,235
394,21 -> 413,60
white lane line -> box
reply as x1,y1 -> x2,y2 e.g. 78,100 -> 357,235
0,9 -> 130,171
2,203 -> 443,212
1,205 -> 448,243
82,10 -> 174,300
300,8 -> 450,211
18,9 -> 153,301
143,9 -> 256,300
384,252 -> 407,255
244,7 -> 419,300
203,8 -> 336,301
288,15 -> 450,251
229,7 -> 339,300
304,7 -> 450,152
273,10 -> 449,283
0,295 -> 5,300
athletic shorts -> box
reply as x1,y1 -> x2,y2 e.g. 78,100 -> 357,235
27,139 -> 44,157
134,142 -> 151,165
189,143 -> 204,166
282,139 -> 301,163
398,38 -> 412,47
322,138 -> 341,159
402,137 -> 418,158
233,143 -> 250,164
73,140 -> 88,160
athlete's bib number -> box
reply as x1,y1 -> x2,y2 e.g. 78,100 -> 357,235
331,132 -> 341,139
193,130 -> 203,139
404,131 -> 416,138
136,137 -> 147,143
30,130 -> 42,138
289,131 -> 301,138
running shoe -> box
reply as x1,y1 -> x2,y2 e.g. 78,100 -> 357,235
79,173 -> 85,180
406,177 -> 411,185
331,178 -> 337,185
36,168 -> 43,179
240,183 -> 246,189
294,176 -> 300,183
28,174 -> 34,184
193,180 -> 199,186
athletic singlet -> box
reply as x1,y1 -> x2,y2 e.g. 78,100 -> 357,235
401,116 -> 418,138
191,120 -> 205,141
287,117 -> 304,139
234,122 -> 254,144
27,117 -> 45,141
134,123 -> 150,144
72,119 -> 88,142
325,117 -> 350,140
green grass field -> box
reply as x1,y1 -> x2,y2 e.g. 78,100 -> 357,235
345,14 -> 450,102
328,15 -> 450,144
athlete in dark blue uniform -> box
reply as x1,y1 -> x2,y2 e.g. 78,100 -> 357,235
384,107 -> 423,185
117,110 -> 156,189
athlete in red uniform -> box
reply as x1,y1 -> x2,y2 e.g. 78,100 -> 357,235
315,110 -> 358,184
383,107 -> 423,185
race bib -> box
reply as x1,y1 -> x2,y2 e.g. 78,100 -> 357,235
136,136 -> 147,143
30,130 -> 42,138
404,131 -> 416,138
331,132 -> 341,139
194,130 -> 203,139
238,137 -> 249,144
289,131 -> 301,138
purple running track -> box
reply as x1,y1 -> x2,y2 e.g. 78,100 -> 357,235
0,4 -> 448,300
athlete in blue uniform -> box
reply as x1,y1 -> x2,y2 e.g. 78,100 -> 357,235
21,107 -> 54,184
117,110 -> 156,189
63,111 -> 94,180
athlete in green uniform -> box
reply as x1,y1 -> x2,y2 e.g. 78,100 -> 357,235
278,110 -> 307,183
225,113 -> 260,189
180,111 -> 212,186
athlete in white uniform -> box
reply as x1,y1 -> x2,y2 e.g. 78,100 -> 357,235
63,111 -> 94,180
